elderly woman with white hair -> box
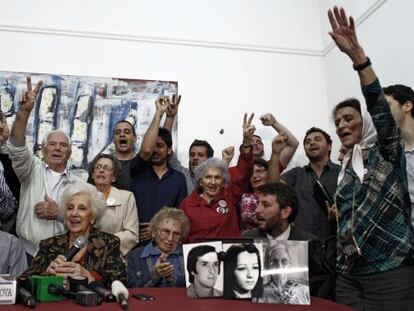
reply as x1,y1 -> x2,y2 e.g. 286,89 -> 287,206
19,181 -> 127,287
180,114 -> 254,242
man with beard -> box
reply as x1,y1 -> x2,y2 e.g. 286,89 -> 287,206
130,96 -> 187,244
278,128 -> 340,239
111,120 -> 137,191
163,96 -> 214,194
243,182 -> 315,241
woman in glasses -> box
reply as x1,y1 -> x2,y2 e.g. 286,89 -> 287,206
88,153 -> 139,261
127,207 -> 190,288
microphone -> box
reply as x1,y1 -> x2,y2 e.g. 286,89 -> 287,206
111,281 -> 129,311
65,236 -> 86,261
68,276 -> 100,305
89,281 -> 116,302
68,276 -> 90,293
18,287 -> 36,308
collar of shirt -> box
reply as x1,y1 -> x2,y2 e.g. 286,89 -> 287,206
45,163 -> 68,176
305,160 -> 335,172
141,242 -> 183,258
266,224 -> 291,240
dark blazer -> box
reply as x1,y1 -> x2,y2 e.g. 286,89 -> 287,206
19,227 -> 127,287
243,225 -> 317,241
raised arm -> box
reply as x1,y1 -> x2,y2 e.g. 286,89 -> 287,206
260,113 -> 298,168
10,77 -> 42,146
328,6 -> 376,86
139,96 -> 168,161
267,132 -> 287,183
328,6 -> 399,161
163,94 -> 181,132
229,113 -> 254,197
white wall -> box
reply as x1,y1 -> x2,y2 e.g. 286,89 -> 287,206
1,0 -> 409,167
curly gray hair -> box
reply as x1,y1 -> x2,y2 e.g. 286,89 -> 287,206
194,157 -> 230,186
150,207 -> 190,242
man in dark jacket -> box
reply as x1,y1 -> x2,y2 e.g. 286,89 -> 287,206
243,182 -> 316,241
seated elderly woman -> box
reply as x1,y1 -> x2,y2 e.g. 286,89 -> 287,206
19,182 -> 126,287
223,243 -> 263,299
88,153 -> 139,259
127,207 -> 190,288
180,114 -> 254,242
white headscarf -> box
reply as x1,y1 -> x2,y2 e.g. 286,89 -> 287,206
337,104 -> 377,184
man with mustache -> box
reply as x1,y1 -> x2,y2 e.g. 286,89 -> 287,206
130,96 -> 187,244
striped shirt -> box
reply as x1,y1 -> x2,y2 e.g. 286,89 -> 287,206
335,79 -> 414,275
0,169 -> 18,222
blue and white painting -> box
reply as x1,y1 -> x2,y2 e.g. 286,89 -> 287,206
0,71 -> 177,178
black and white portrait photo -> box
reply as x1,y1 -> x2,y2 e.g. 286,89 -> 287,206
223,243 -> 263,300
183,242 -> 223,298
256,240 -> 310,305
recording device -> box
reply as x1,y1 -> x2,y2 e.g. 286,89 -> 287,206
132,293 -> 156,301
65,235 -> 86,261
111,280 -> 129,311
68,276 -> 90,293
75,291 -> 99,307
68,276 -> 100,306
89,281 -> 116,302
18,287 -> 36,308
30,275 -> 64,302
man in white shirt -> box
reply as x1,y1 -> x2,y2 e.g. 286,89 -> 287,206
7,77 -> 81,258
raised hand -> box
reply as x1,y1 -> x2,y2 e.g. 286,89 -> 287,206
272,132 -> 287,155
155,96 -> 169,115
328,7 -> 363,61
222,146 -> 235,167
19,77 -> 43,114
0,112 -> 9,144
242,113 -> 256,146
260,113 -> 277,127
166,94 -> 181,118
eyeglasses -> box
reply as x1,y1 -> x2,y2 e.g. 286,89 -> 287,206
157,228 -> 181,241
94,164 -> 113,172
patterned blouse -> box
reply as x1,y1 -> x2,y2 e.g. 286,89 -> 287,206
19,227 -> 127,287
240,192 -> 259,234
